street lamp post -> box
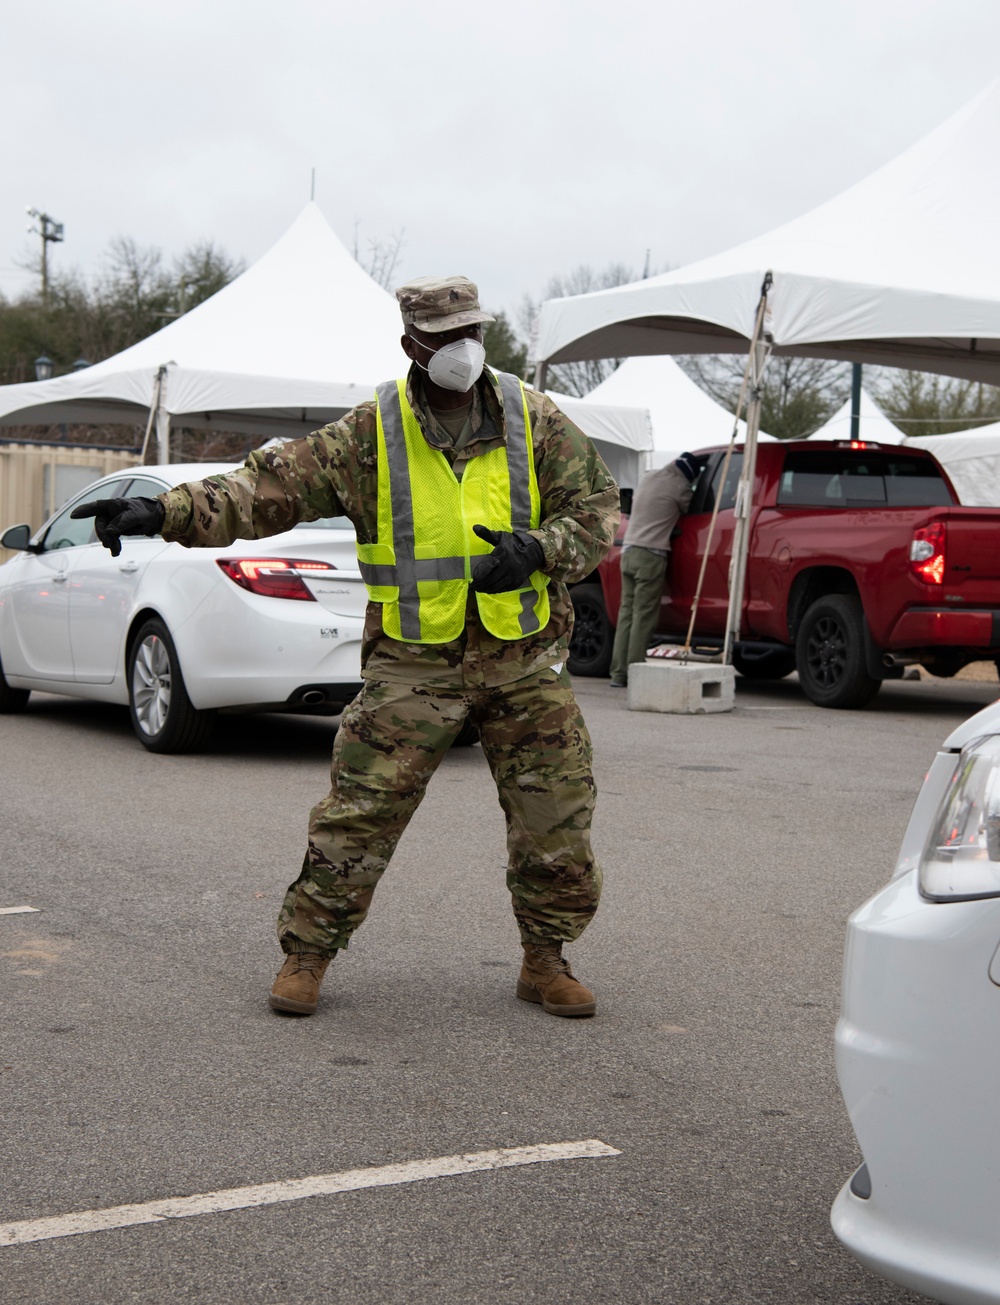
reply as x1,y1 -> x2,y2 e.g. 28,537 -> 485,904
25,208 -> 65,307
34,355 -> 54,382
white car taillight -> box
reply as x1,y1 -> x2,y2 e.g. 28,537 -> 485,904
919,735 -> 1000,900
216,557 -> 335,601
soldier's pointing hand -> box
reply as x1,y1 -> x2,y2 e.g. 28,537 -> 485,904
469,525 -> 545,593
70,496 -> 166,558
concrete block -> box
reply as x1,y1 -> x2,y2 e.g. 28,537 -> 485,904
627,660 -> 735,715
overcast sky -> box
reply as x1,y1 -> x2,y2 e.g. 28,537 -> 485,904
4,0 -> 998,326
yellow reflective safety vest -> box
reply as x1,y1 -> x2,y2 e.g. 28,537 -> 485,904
356,370 -> 550,643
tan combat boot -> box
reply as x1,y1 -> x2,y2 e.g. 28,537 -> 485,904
517,943 -> 596,1017
269,952 -> 333,1015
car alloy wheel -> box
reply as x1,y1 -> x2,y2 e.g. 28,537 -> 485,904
805,615 -> 847,689
127,617 -> 215,753
131,632 -> 172,736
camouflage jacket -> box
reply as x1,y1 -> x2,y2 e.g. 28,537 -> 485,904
158,366 -> 620,689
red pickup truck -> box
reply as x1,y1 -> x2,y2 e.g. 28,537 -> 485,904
568,440 -> 1000,709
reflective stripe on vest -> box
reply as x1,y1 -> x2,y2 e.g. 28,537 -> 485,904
356,371 -> 550,643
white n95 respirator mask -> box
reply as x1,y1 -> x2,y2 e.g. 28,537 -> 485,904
421,337 -> 487,392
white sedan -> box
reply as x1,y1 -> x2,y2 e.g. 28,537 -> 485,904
833,693 -> 1000,1303
0,462 -> 367,752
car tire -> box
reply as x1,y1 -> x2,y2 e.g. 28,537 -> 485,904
127,618 -> 216,753
568,583 -> 614,677
0,651 -> 30,713
731,647 -> 797,680
795,595 -> 881,710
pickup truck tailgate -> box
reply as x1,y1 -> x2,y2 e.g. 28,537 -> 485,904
945,509 -> 1000,600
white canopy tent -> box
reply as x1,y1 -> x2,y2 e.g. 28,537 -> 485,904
0,204 -> 405,454
808,388 -> 907,444
536,81 -> 1000,385
534,82 -> 1000,664
905,425 -> 1000,506
547,388 -> 652,487
583,355 -> 772,469
0,203 -> 653,473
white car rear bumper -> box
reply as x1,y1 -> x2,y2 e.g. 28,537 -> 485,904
175,582 -> 365,711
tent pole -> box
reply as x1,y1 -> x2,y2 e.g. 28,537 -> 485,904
156,406 -> 171,465
680,300 -> 767,660
722,347 -> 764,663
722,276 -> 773,665
850,363 -> 862,440
139,365 -> 166,465
154,365 -> 171,463
534,360 -> 549,392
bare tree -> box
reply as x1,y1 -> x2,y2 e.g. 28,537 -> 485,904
28,238 -> 177,362
0,234 -> 245,383
172,241 -> 246,311
869,368 -> 1000,437
677,354 -> 850,440
522,262 -> 642,396
353,221 -> 405,290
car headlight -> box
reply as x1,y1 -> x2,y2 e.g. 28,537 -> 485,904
919,735 -> 1000,901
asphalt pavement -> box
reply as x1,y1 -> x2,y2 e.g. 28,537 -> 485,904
3,671 -> 997,1305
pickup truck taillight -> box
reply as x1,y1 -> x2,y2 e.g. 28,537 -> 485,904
216,557 -> 335,600
910,522 -> 945,585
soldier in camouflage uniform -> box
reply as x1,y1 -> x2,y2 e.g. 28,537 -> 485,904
72,275 -> 619,1019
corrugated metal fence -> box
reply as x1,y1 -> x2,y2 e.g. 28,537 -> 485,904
0,441 -> 141,563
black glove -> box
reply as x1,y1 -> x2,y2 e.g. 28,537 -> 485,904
469,525 -> 545,594
69,496 -> 165,558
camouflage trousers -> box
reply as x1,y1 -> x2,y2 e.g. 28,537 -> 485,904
277,665 -> 602,956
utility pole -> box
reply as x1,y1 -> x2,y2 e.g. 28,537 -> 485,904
175,275 -> 197,315
26,208 -> 64,307
154,274 -> 208,321
850,362 -> 862,441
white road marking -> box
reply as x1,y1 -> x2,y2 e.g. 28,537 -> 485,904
0,1139 -> 620,1247
0,906 -> 39,916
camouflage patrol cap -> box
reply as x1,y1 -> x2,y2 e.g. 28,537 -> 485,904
395,275 -> 496,334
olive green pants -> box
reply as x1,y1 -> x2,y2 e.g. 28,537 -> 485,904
277,665 -> 602,956
609,546 -> 668,685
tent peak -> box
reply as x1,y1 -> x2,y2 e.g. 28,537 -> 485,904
535,79 -> 1000,383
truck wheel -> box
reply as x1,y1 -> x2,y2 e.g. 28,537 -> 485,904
127,618 -> 216,753
568,583 -> 613,677
731,647 -> 797,680
0,650 -> 30,713
795,595 -> 881,710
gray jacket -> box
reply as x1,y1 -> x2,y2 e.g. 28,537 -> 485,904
622,462 -> 694,555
